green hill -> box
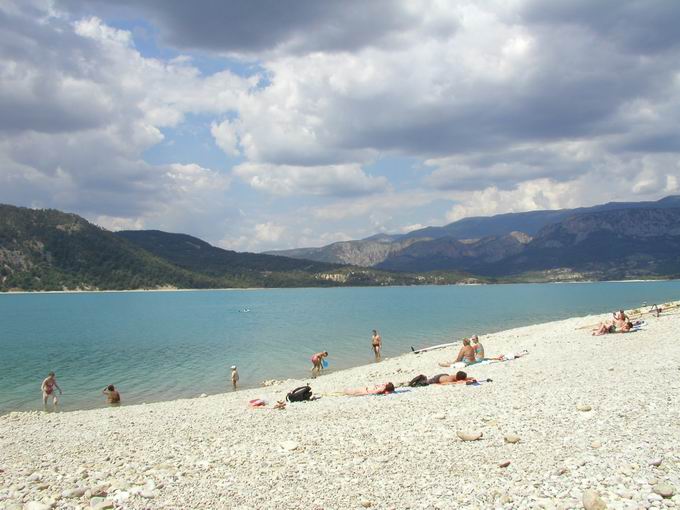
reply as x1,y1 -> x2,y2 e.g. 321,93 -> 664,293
0,204 -> 224,291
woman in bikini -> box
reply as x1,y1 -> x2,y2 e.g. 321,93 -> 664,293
343,382 -> 395,396
311,351 -> 328,378
41,371 -> 62,409
471,335 -> 484,362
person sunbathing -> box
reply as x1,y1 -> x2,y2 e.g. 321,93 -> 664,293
430,371 -> 474,384
455,338 -> 476,364
343,382 -> 395,396
593,319 -> 633,335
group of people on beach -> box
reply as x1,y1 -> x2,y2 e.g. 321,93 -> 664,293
40,372 -> 120,410
311,329 -> 383,378
592,309 -> 638,335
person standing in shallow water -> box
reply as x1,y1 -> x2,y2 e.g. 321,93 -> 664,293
372,329 -> 382,362
231,366 -> 239,389
311,351 -> 328,378
41,371 -> 62,410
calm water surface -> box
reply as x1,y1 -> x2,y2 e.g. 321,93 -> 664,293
1,281 -> 679,413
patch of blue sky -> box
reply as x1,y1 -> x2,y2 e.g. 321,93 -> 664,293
363,155 -> 424,188
143,113 -> 242,173
107,18 -> 265,79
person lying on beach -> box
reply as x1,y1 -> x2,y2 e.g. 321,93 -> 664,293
455,338 -> 476,364
343,382 -> 395,396
311,351 -> 328,378
471,335 -> 484,362
41,371 -> 62,409
102,385 -> 121,404
487,350 -> 529,361
592,319 -> 634,335
428,371 -> 473,384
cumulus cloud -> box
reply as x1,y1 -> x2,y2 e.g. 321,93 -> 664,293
4,0 -> 680,251
0,3 -> 243,235
233,163 -> 388,197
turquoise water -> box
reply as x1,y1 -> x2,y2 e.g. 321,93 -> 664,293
1,281 -> 679,413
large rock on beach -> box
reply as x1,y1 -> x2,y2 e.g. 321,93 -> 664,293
582,489 -> 607,510
456,431 -> 483,441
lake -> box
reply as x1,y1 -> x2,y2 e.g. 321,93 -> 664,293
1,281 -> 679,413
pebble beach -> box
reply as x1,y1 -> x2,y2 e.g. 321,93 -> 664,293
1,303 -> 679,510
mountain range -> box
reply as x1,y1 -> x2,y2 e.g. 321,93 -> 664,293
2,196 -> 679,292
0,204 -> 461,292
268,196 -> 680,279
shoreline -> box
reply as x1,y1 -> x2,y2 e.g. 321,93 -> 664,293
2,299 -> 678,417
2,303 -> 680,509
1,277 -> 678,296
3,299 -> 678,417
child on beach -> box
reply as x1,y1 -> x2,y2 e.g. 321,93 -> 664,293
311,351 -> 328,378
41,372 -> 62,410
102,385 -> 121,404
371,329 -> 382,361
231,366 -> 239,389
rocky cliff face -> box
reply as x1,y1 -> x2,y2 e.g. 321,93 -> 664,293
268,237 -> 427,266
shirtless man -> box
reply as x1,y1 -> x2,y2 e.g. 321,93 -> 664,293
41,372 -> 62,410
102,385 -> 121,404
371,330 -> 382,362
455,338 -> 476,364
429,371 -> 473,384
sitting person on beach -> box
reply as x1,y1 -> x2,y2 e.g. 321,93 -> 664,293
455,338 -> 476,364
41,371 -> 62,409
343,382 -> 395,396
471,335 -> 484,362
613,309 -> 629,322
311,351 -> 328,378
102,385 -> 121,404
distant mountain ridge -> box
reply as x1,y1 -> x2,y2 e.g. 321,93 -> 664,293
0,204 -> 469,292
267,196 -> 680,271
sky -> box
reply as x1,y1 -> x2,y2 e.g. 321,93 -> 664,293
1,0 -> 679,252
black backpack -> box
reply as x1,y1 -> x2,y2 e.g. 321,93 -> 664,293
286,385 -> 313,402
408,374 -> 429,387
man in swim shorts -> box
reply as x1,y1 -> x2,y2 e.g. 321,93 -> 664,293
41,371 -> 62,410
371,329 -> 382,362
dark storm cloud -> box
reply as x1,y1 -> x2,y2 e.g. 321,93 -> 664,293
0,6 -> 114,133
522,0 -> 680,55
56,0 -> 420,55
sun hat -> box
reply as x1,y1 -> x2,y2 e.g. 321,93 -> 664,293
231,365 -> 237,369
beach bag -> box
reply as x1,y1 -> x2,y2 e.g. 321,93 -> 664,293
286,385 -> 312,402
408,374 -> 429,387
